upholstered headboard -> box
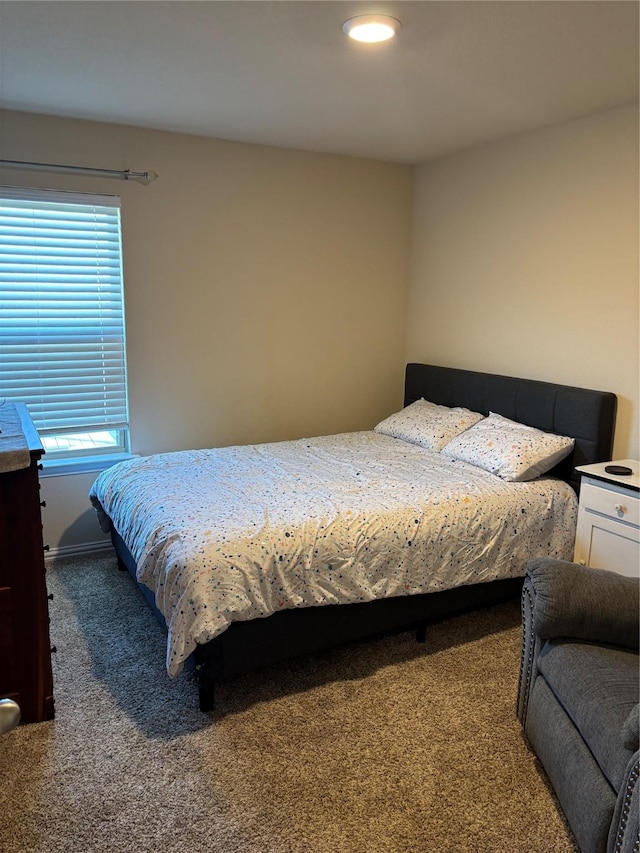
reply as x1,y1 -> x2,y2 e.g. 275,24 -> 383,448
404,364 -> 617,491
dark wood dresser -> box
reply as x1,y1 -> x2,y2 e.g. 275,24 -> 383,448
0,402 -> 54,722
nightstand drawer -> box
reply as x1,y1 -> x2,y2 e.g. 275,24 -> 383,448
580,482 -> 640,527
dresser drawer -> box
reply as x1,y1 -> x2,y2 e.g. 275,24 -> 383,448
580,482 -> 640,527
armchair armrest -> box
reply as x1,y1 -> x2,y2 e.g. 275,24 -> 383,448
527,558 -> 639,650
517,558 -> 639,725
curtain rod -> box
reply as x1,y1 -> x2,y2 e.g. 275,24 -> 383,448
0,159 -> 159,185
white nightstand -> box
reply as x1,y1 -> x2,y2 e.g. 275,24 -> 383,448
573,459 -> 640,578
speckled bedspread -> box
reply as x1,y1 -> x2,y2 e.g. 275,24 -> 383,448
90,431 -> 577,676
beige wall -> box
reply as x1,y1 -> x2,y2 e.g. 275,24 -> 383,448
2,105 -> 638,553
1,110 -> 413,552
406,105 -> 639,460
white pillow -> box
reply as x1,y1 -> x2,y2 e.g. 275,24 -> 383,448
374,398 -> 484,452
442,411 -> 575,482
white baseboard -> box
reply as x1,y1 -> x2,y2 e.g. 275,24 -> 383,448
45,540 -> 115,564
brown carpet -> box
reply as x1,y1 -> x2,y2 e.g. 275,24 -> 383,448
1,554 -> 578,853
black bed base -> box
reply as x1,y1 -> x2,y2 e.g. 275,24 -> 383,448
113,526 -> 522,712
192,574 -> 523,712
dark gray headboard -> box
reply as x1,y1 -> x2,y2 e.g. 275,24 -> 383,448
404,364 -> 617,491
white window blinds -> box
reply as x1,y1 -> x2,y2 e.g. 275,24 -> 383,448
0,187 -> 128,436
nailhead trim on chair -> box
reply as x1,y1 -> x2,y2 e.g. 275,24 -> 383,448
517,582 -> 535,725
613,758 -> 640,853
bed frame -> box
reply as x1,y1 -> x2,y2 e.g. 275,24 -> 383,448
110,364 -> 617,711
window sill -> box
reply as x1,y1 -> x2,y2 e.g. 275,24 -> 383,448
40,452 -> 135,478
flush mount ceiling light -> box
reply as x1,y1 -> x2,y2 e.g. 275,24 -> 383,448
342,14 -> 401,43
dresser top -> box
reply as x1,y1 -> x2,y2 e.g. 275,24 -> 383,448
0,402 -> 43,473
575,459 -> 640,492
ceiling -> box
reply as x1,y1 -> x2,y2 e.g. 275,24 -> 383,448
0,1 -> 638,164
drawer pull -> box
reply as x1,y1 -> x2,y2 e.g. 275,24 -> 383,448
47,593 -> 54,601
614,503 -> 626,515
43,544 -> 50,552
40,500 -> 46,508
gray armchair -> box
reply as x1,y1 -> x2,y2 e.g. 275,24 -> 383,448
517,558 -> 639,853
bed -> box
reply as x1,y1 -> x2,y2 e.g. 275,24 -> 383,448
90,364 -> 617,711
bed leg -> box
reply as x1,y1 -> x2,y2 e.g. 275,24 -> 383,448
415,623 -> 427,643
116,555 -> 128,572
195,662 -> 215,712
198,683 -> 215,713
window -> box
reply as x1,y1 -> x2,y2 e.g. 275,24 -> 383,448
0,187 -> 130,469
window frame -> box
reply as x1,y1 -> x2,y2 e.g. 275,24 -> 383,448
0,186 -> 131,474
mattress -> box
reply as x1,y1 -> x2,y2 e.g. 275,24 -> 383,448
90,430 -> 578,676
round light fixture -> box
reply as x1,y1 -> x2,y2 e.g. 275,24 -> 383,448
342,14 -> 401,43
